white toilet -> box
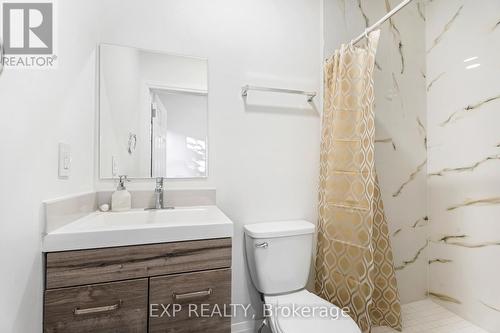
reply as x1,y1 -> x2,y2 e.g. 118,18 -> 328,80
244,220 -> 361,333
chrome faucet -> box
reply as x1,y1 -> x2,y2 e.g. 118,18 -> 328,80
145,177 -> 174,210
154,177 -> 164,209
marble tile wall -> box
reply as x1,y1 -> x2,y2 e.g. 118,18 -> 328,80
324,0 -> 428,303
426,0 -> 500,331
325,0 -> 500,330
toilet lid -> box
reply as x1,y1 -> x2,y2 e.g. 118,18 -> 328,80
264,290 -> 361,333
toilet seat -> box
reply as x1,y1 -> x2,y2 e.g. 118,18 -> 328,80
264,290 -> 361,333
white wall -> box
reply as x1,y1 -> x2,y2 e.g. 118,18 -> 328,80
323,0 -> 428,304
0,1 -> 100,331
95,0 -> 322,325
0,0 -> 322,330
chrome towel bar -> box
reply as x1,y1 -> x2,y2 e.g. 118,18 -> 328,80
241,85 -> 316,102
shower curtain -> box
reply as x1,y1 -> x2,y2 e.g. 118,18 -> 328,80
315,30 -> 402,332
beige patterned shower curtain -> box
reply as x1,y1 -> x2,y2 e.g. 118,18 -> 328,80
315,30 -> 402,332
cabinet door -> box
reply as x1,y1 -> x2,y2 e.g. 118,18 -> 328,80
44,279 -> 148,333
149,269 -> 231,333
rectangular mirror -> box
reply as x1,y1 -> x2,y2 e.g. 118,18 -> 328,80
99,44 -> 208,179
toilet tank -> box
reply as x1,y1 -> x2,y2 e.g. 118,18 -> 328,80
244,220 -> 315,295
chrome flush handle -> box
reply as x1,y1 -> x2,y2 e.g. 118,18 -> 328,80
255,242 -> 268,249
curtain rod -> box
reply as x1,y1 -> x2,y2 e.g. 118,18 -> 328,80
351,0 -> 414,45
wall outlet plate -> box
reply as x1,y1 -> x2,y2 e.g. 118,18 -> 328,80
58,143 -> 71,178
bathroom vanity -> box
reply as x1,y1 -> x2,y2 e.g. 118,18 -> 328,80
41,42 -> 230,332
42,205 -> 233,333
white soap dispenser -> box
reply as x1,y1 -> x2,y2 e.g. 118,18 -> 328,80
111,175 -> 131,212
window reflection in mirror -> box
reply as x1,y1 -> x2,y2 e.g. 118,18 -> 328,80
150,89 -> 207,178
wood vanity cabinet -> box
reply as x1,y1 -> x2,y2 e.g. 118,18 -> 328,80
43,238 -> 232,333
149,269 -> 232,333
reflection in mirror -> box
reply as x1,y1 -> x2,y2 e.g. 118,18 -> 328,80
150,89 -> 207,178
99,44 -> 208,179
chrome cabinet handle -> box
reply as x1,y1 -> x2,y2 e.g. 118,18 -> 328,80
73,302 -> 121,316
172,288 -> 212,301
255,242 -> 268,249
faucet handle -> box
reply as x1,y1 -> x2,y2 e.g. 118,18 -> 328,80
119,175 -> 130,183
117,175 -> 130,190
155,177 -> 164,188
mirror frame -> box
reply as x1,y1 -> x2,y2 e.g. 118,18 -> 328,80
97,43 -> 209,180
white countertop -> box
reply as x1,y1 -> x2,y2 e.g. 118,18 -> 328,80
42,206 -> 233,252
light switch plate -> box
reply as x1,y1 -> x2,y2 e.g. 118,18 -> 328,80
58,143 -> 71,178
112,155 -> 119,176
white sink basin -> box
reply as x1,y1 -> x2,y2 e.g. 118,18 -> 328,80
42,206 -> 233,252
